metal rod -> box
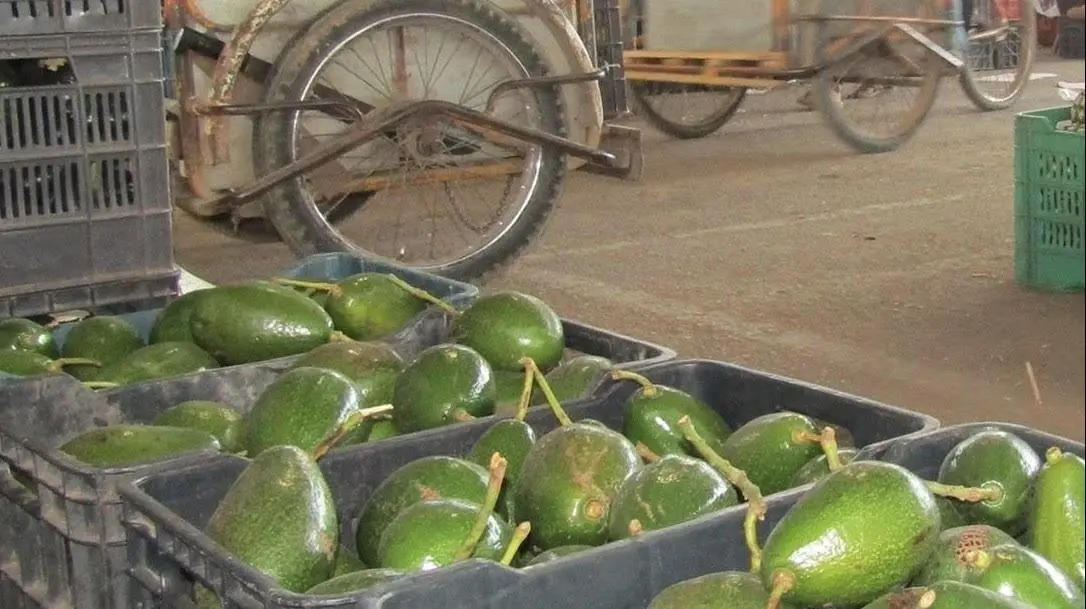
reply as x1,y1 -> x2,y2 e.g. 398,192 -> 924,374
484,70 -> 606,113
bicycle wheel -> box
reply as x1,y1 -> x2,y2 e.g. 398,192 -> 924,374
253,0 -> 567,283
958,0 -> 1036,111
623,0 -> 747,139
813,19 -> 943,154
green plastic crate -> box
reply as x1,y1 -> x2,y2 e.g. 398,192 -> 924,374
1013,106 -> 1085,292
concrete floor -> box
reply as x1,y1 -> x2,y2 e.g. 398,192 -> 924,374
175,55 -> 1086,442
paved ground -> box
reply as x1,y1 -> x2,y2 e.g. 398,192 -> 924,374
174,54 -> 1086,442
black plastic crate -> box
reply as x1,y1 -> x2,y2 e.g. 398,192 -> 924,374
0,29 -> 175,319
0,0 -> 162,37
1058,17 -> 1085,59
0,372 -> 253,609
116,357 -> 936,609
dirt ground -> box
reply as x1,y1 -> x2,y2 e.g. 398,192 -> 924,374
174,54 -> 1086,442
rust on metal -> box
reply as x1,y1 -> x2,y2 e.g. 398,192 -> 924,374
484,70 -> 605,114
207,0 -> 296,165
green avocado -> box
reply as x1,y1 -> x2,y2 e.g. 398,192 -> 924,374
189,282 -> 335,365
791,448 -> 860,487
936,430 -> 1041,535
60,316 -> 145,380
1027,447 -> 1085,591
321,273 -> 430,341
305,568 -> 405,595
966,542 -> 1085,608
58,424 -> 220,468
450,292 -> 565,372
466,418 -> 537,518
621,384 -> 732,460
911,524 -> 1019,586
607,454 -> 738,541
204,445 -> 337,593
354,456 -> 490,566
0,317 -> 58,358
241,366 -> 363,458
648,571 -> 798,609
512,423 -> 642,550
152,401 -> 243,453
0,351 -> 97,377
521,544 -> 593,567
376,498 -> 512,571
95,342 -> 219,386
759,461 -> 941,608
535,355 -> 614,404
721,411 -> 823,496
289,341 -> 403,407
391,343 -> 496,433
149,289 -> 213,344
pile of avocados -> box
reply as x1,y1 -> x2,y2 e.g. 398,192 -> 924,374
647,427 -> 1086,609
0,271 -> 470,387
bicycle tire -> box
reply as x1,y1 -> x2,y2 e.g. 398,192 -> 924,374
958,0 -> 1037,111
630,83 -> 748,140
252,0 -> 567,283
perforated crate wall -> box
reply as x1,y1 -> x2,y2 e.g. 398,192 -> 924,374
0,0 -> 162,37
1014,106 -> 1085,292
0,30 -> 177,318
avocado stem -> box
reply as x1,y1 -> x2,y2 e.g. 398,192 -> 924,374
81,381 -> 120,390
627,519 -> 644,537
383,273 -> 459,315
453,452 -> 508,562
1045,446 -> 1064,465
635,442 -> 661,463
765,571 -> 796,609
678,415 -> 766,573
923,480 -> 1004,504
52,357 -> 103,371
312,404 -> 395,460
327,331 -> 353,343
452,409 -> 477,423
499,522 -> 531,566
608,370 -> 659,397
513,365 -> 534,423
819,427 -> 843,472
271,277 -> 342,297
965,548 -> 992,569
520,357 -> 572,427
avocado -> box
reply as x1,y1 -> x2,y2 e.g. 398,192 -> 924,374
1027,447 -> 1085,591
331,544 -> 368,577
58,424 -> 220,468
721,411 -> 823,496
492,369 -> 528,417
354,456 -> 490,565
859,587 -> 931,609
936,496 -> 969,531
60,316 -> 145,380
189,282 -> 335,365
911,524 -> 1019,585
95,342 -> 219,386
621,383 -> 732,461
791,448 -> 860,486
536,355 -> 614,404
513,422 -> 641,549
809,417 -> 856,448
305,568 -> 405,595
205,445 -> 337,593
760,461 -> 941,608
936,430 -> 1041,535
391,343 -> 496,433
466,418 -> 537,518
148,289 -> 213,344
0,351 -> 99,377
648,571 -> 798,609
921,580 -> 1036,608
0,317 -> 58,358
376,498 -> 513,571
450,292 -> 565,372
607,454 -> 738,541
521,544 -> 593,567
241,366 -> 363,458
290,341 -> 404,406
320,273 -> 430,341
152,401 -> 243,453
967,542 -> 1085,608
364,419 -> 399,443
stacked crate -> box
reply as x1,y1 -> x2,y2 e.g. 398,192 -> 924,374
0,1 -> 178,319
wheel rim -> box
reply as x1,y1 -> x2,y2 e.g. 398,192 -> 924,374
286,11 -> 546,273
962,2 -> 1034,105
633,82 -> 745,133
819,33 -> 940,145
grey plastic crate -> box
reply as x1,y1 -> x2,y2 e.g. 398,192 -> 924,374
0,0 -> 162,37
0,29 -> 175,319
116,357 -> 935,609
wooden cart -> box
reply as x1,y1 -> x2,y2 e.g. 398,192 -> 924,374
622,0 -> 1037,152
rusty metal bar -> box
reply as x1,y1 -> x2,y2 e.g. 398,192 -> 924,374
483,70 -> 606,114
189,99 -> 366,119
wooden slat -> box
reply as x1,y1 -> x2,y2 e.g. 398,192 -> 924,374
624,70 -> 785,89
